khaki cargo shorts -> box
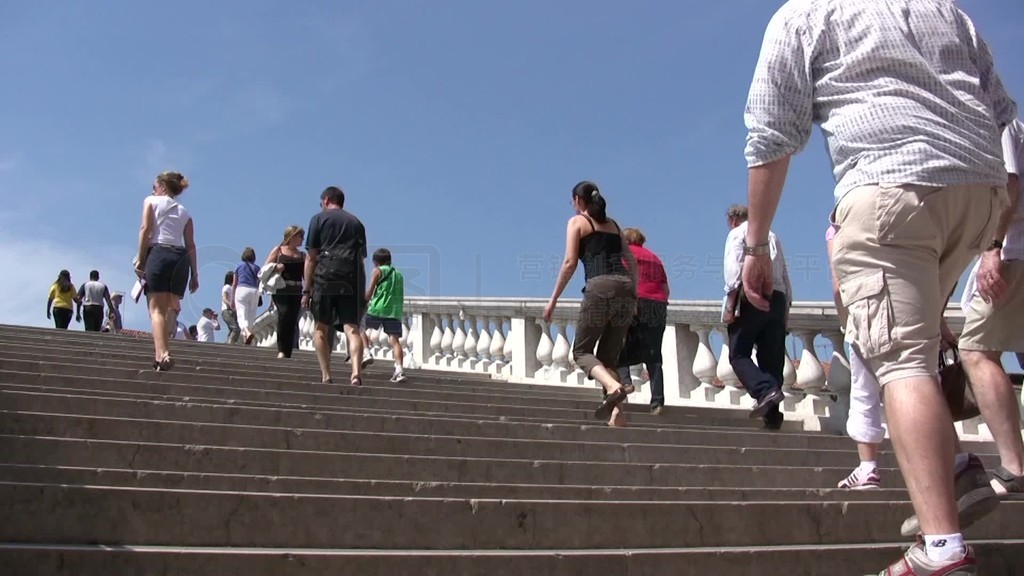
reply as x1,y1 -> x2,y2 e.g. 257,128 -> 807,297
830,183 -> 1008,386
960,259 -> 1024,353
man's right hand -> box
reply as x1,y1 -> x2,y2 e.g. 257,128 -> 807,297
976,249 -> 1008,303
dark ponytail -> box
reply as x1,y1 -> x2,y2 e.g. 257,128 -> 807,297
571,180 -> 608,224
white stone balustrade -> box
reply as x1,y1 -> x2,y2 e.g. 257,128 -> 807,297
250,297 -> 1007,442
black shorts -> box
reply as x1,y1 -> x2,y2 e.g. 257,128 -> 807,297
145,244 -> 190,298
365,314 -> 403,336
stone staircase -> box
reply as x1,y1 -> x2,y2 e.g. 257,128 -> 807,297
0,324 -> 1021,575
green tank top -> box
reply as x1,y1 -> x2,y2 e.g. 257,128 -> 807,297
367,265 -> 404,319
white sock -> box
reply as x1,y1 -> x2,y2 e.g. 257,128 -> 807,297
954,453 -> 971,473
857,460 -> 878,473
924,533 -> 966,562
394,362 -> 402,374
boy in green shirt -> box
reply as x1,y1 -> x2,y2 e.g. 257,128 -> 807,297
364,248 -> 406,382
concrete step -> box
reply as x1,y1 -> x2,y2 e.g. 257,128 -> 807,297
4,482 -> 1021,549
0,405 -> 916,470
0,373 -> 791,433
0,463 -> 908,502
0,344 -> 602,400
0,356 -> 770,424
2,541 -> 1023,576
0,387 -> 876,453
0,435 -> 904,489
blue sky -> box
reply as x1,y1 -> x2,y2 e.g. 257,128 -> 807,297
1,0 -> 1021,338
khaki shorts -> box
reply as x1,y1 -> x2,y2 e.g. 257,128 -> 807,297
831,183 -> 1008,386
959,260 -> 1024,353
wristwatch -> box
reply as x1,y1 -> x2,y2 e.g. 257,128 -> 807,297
988,239 -> 1004,251
742,242 -> 770,257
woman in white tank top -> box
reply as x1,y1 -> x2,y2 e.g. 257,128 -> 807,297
134,171 -> 199,371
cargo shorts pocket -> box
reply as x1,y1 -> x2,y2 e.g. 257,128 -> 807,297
839,269 -> 893,359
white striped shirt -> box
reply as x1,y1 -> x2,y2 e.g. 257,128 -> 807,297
744,0 -> 1017,204
1001,118 -> 1024,261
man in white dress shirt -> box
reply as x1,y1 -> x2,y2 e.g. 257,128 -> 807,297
721,204 -> 792,430
741,1 -> 1015,573
958,118 -> 1024,499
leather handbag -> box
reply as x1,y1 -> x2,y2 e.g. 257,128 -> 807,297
939,347 -> 981,422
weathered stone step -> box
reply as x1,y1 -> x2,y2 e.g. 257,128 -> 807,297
4,482 -> 1021,549
0,464 -> 907,502
0,407 -> 912,470
0,345 -> 600,401
0,357 -> 763,423
0,435 -> 901,489
2,541 -> 1022,576
0,387 -> 872,452
0,374 -> 785,433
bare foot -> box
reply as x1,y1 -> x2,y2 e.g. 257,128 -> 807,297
608,407 -> 628,427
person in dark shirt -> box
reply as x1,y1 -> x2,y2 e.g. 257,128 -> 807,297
302,185 -> 368,385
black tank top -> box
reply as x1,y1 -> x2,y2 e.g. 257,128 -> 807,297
578,215 -> 628,282
277,251 -> 306,294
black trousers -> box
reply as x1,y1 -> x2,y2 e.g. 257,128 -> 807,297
727,290 -> 788,424
53,307 -> 73,329
274,293 -> 302,357
82,305 -> 104,332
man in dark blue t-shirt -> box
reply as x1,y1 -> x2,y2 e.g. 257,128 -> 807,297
302,185 -> 368,385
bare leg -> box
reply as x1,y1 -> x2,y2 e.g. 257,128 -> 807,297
962,350 -> 1024,476
857,442 -> 879,462
313,322 -> 333,382
390,335 -> 404,368
344,323 -> 364,382
148,293 -> 171,361
884,376 -> 959,535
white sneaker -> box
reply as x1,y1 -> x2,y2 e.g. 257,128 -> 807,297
837,466 -> 881,490
390,372 -> 407,383
361,351 -> 374,369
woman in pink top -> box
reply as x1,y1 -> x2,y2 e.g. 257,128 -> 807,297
616,228 -> 670,414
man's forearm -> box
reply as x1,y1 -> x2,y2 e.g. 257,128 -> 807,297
745,155 -> 792,245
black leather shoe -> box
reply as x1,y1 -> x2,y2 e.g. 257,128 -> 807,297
750,389 -> 784,419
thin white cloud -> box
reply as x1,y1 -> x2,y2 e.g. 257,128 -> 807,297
0,224 -> 148,331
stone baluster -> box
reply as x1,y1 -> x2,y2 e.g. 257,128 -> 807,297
823,330 -> 851,392
794,329 -> 826,392
401,314 -> 417,369
440,314 -> 456,365
489,317 -> 507,375
783,351 -> 798,389
661,323 -> 701,402
502,320 -> 515,376
463,315 -> 479,369
550,320 -> 571,381
427,313 -> 443,366
476,316 -> 493,373
716,327 -> 741,389
534,320 -> 554,380
452,312 -> 468,367
714,326 -> 746,406
691,325 -> 720,400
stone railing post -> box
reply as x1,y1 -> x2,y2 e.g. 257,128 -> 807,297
510,314 -> 542,379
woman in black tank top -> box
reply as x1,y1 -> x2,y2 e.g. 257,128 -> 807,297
265,226 -> 307,359
544,181 -> 639,427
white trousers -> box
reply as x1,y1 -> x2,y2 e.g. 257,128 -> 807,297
234,285 -> 260,333
847,343 -> 885,445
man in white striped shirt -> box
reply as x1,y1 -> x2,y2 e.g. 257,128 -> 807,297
740,1 -> 1016,573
